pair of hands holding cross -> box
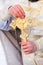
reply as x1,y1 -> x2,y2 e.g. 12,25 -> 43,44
9,5 -> 37,54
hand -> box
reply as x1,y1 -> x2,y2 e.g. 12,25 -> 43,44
19,41 -> 37,54
8,5 -> 25,18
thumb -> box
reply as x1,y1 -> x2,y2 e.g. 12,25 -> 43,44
19,42 -> 22,45
19,42 -> 27,46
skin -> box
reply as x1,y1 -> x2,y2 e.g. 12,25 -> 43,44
9,5 -> 25,18
20,41 -> 37,54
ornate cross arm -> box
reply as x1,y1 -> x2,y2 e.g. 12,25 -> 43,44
9,17 -> 43,42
